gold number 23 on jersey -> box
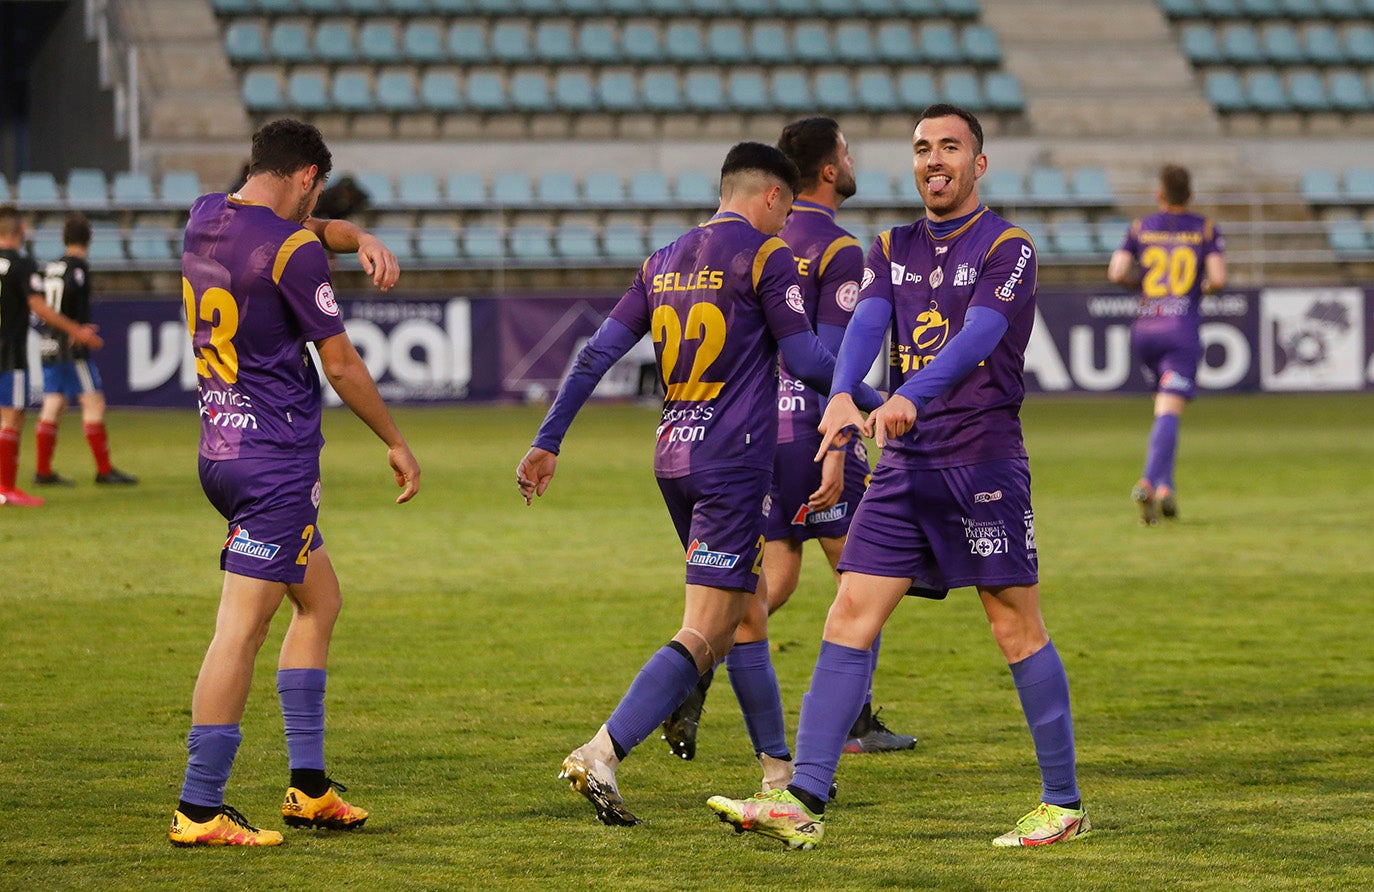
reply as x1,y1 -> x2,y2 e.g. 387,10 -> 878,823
182,278 -> 241,384
652,302 -> 727,401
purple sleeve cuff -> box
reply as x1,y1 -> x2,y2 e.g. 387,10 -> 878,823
532,318 -> 641,454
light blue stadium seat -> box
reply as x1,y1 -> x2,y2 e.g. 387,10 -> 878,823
127,226 -> 175,262
517,0 -> 560,13
1180,24 -> 1220,63
1318,0 -> 1361,18
897,69 -> 937,108
509,72 -> 553,111
243,69 -> 284,110
0,175 -> 8,203
159,171 -> 203,206
1343,24 -> 1374,65
66,169 -> 109,209
555,224 -> 601,261
534,22 -> 578,64
403,22 -> 445,63
855,69 -> 898,112
491,171 -> 534,206
447,22 -> 488,64
1299,168 -> 1342,203
1070,167 -> 1114,204
583,171 -> 625,203
474,0 -> 511,13
210,0 -> 254,13
813,0 -> 851,14
620,22 -> 663,64
341,0 -> 386,12
648,220 -> 683,251
1219,24 -> 1264,65
370,226 -> 415,261
256,0 -> 300,15
688,0 -> 733,15
225,21 -> 269,63
1287,70 -> 1329,111
1274,0 -> 1317,14
1095,218 -> 1129,254
397,172 -> 442,206
313,21 -> 355,63
984,72 -> 1025,112
429,0 -> 475,11
772,0 -> 816,14
1204,69 -> 1247,110
1027,169 -> 1069,204
561,0 -> 605,11
979,169 -> 1024,204
601,224 -> 646,261
640,68 -> 681,112
1327,71 -> 1369,111
892,0 -> 940,12
415,226 -> 460,262
1053,222 -> 1097,256
299,0 -> 341,13
578,22 -> 619,63
770,68 -> 813,112
385,0 -> 434,13
465,70 -> 507,112
813,69 -> 855,111
941,70 -> 984,109
875,22 -> 919,63
793,22 -> 832,58
553,69 -> 597,112
833,22 -> 874,65
920,23 -> 962,64
629,170 -> 671,205
536,171 -> 579,205
1259,23 -> 1302,65
420,70 -> 463,111
1198,0 -> 1241,15
727,70 -> 771,112
674,170 -> 717,206
855,0 -> 897,14
358,21 -> 402,63
664,21 -> 706,64
31,228 -> 63,261
683,69 -> 726,112
1301,24 -> 1343,66
375,69 -> 419,111
706,21 -> 748,62
353,171 -> 395,208
88,224 -> 126,263
938,0 -> 980,16
509,226 -> 554,262
732,0 -> 777,16
1239,0 -> 1281,14
961,25 -> 1002,65
851,169 -> 893,205
286,71 -> 330,110
461,224 -> 505,261
750,23 -> 792,65
1326,217 -> 1370,253
271,22 -> 314,63
490,22 -> 532,63
1343,168 -> 1374,202
445,171 -> 486,205
112,172 -> 156,206
1019,219 -> 1051,255
331,69 -> 373,112
598,70 -> 639,112
1246,68 -> 1288,111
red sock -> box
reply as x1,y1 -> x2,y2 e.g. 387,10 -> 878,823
84,422 -> 113,476
35,420 -> 58,477
0,428 -> 18,491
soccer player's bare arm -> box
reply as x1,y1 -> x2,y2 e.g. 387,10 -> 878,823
516,447 -> 557,505
314,332 -> 420,503
1203,251 -> 1227,294
1106,249 -> 1138,289
27,293 -> 102,350
303,217 -> 400,292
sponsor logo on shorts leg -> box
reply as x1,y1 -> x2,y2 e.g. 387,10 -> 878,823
224,525 -> 282,561
791,502 -> 849,526
962,517 -> 1009,558
974,490 -> 1003,503
1023,510 -> 1037,555
686,539 -> 741,569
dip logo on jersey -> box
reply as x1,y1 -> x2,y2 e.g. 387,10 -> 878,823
686,539 -> 741,569
224,526 -> 282,561
836,280 -> 860,311
997,244 -> 1034,302
1259,288 -> 1365,391
791,501 -> 849,526
962,518 -> 1009,558
861,267 -> 876,292
785,284 -> 806,314
953,263 -> 977,287
315,282 -> 339,316
891,263 -> 923,286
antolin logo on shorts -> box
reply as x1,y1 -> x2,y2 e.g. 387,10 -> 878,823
224,525 -> 281,561
686,539 -> 740,568
792,502 -> 849,525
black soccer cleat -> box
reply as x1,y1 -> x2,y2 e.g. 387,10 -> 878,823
662,668 -> 713,760
95,468 -> 139,485
34,471 -> 76,487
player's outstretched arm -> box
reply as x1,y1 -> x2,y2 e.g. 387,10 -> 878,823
814,392 -> 864,463
315,332 -> 420,503
516,447 -> 557,506
304,217 -> 400,292
27,294 -> 103,350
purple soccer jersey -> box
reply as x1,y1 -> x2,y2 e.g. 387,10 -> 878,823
181,194 -> 347,461
608,212 -> 814,479
859,207 -> 1038,469
776,201 -> 863,445
1118,211 -> 1224,341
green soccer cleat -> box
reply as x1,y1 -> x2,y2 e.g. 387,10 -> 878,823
560,748 -> 641,826
1131,481 -> 1158,526
992,802 -> 1092,847
707,788 -> 824,850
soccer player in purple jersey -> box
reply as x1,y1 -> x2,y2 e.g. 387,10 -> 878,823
517,142 -> 881,826
33,214 -> 138,487
660,118 -> 915,763
0,204 -> 103,508
1108,165 -> 1226,525
709,105 -> 1090,850
169,119 -> 421,848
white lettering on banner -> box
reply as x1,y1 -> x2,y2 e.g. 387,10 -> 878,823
328,299 -> 473,404
1068,324 -> 1131,391
1198,323 -> 1249,389
1022,307 -> 1072,391
127,321 -> 196,391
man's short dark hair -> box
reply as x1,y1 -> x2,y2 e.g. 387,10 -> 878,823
63,213 -> 92,248
0,204 -> 20,238
248,118 -> 333,184
916,103 -> 984,155
777,117 -> 842,192
720,141 -> 802,197
1160,164 -> 1192,205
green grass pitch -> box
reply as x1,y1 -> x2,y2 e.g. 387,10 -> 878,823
1,394 -> 1370,890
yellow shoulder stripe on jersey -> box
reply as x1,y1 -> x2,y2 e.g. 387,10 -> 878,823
753,237 -> 791,291
986,226 -> 1035,261
272,229 -> 322,285
879,228 -> 892,260
817,235 -> 861,279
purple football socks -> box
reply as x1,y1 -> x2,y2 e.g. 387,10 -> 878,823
1009,640 -> 1080,806
790,640 -> 873,803
1143,412 -> 1180,491
725,639 -> 789,759
278,668 -> 327,771
605,644 -> 702,754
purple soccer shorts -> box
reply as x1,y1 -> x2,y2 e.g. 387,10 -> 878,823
199,454 -> 325,584
765,438 -> 869,542
657,466 -> 770,592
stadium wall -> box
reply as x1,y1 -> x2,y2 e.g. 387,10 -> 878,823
60,287 -> 1374,408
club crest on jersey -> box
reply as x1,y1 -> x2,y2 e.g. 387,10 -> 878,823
929,267 -> 945,289
861,267 -> 876,291
224,526 -> 281,561
686,539 -> 740,568
953,263 -> 977,286
785,285 -> 805,314
315,282 -> 339,316
791,502 -> 849,526
836,281 -> 860,311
